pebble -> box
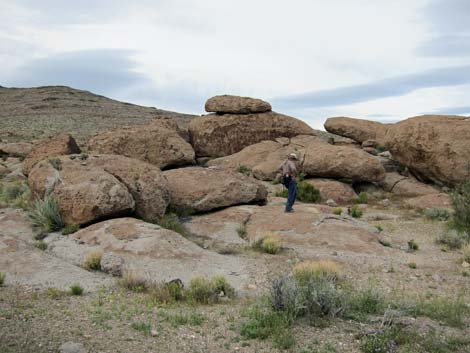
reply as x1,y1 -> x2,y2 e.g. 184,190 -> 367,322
151,329 -> 158,337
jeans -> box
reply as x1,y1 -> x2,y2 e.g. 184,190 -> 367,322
284,177 -> 297,212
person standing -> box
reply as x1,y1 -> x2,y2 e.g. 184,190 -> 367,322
279,153 -> 299,213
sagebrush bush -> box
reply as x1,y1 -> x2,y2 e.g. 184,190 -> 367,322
29,196 -> 63,233
424,207 -> 450,221
297,181 -> 320,203
436,229 -> 469,249
0,180 -> 31,209
62,224 -> 80,235
252,232 -> 282,254
120,271 -> 149,292
293,260 -> 341,285
70,283 -> 84,296
211,275 -> 236,298
350,205 -> 363,218
83,251 -> 103,271
407,239 -> 419,252
449,181 -> 470,235
187,275 -> 235,304
0,272 -> 5,286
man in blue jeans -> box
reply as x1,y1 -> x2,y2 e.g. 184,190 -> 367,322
279,153 -> 299,213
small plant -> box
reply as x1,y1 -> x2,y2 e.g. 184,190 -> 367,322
29,196 -> 63,233
436,229 -> 468,249
408,262 -> 417,269
375,144 -> 387,153
236,223 -> 247,239
252,232 -> 282,254
0,180 -> 31,209
157,213 -> 189,237
375,225 -> 383,232
131,321 -> 151,335
297,181 -> 321,203
293,260 -> 341,284
424,207 -> 450,221
360,329 -> 396,353
163,310 -> 206,327
34,240 -> 48,251
0,272 -> 5,286
83,251 -> 103,271
353,192 -> 369,204
461,243 -> 470,263
187,275 -> 235,304
378,239 -> 391,247
408,296 -> 468,328
236,164 -> 251,176
350,205 -> 363,218
70,283 -> 84,295
407,239 -> 419,252
62,223 -> 80,235
48,158 -> 62,171
345,286 -> 386,321
120,271 -> 149,292
211,275 -> 236,298
46,287 -> 66,299
449,181 -> 470,235
332,207 -> 342,215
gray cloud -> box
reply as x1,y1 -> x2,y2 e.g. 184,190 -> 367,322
271,66 -> 470,109
425,106 -> 470,116
1,49 -> 206,113
418,35 -> 470,57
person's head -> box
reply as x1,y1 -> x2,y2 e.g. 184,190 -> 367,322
287,153 -> 298,161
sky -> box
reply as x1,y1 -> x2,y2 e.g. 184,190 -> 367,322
1,0 -> 469,129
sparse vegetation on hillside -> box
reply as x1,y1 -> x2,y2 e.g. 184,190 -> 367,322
236,164 -> 252,176
29,195 -> 63,234
424,207 -> 450,221
352,192 -> 369,205
274,181 -> 320,203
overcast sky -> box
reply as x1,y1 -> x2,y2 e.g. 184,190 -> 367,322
1,0 -> 469,129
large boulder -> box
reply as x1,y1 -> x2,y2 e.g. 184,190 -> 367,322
87,120 -> 195,169
189,111 -> 314,157
209,135 -> 386,182
163,167 -> 268,213
304,178 -> 357,203
0,142 -> 34,158
23,134 -> 80,175
205,95 -> 272,114
28,154 -> 169,225
324,117 -> 386,143
379,172 -> 439,197
325,115 -> 470,186
404,193 -> 451,210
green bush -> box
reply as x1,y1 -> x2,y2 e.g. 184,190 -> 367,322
375,225 -> 384,232
350,205 -> 363,218
360,329 -> 396,353
424,207 -> 450,221
236,224 -> 247,239
332,207 -> 342,215
62,224 -> 80,235
131,321 -> 151,335
407,296 -> 468,328
408,262 -> 417,269
449,181 -> 470,235
83,251 -> 102,271
236,164 -> 251,176
407,239 -> 419,252
34,240 -> 48,251
252,232 -> 282,254
345,287 -> 386,321
436,229 -> 469,249
353,192 -> 369,204
157,213 -> 189,237
187,275 -> 235,304
297,181 -> 321,203
0,180 -> 31,209
70,283 -> 84,296
275,188 -> 288,198
29,196 -> 63,233
0,272 -> 5,286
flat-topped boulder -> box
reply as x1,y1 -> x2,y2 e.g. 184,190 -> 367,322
23,134 -> 81,175
28,154 -> 169,225
324,115 -> 470,186
189,111 -> 314,157
87,120 -> 195,169
209,135 -> 386,182
205,95 -> 272,114
304,178 -> 357,203
379,172 -> 439,197
163,167 -> 267,213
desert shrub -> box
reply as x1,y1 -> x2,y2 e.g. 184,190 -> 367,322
131,321 -> 151,335
0,272 -> 5,286
407,239 -> 419,252
449,181 -> 470,234
375,144 -> 387,153
187,275 -> 235,304
48,158 -> 62,171
120,271 -> 149,292
350,205 -> 363,218
353,192 -> 368,204
375,225 -> 383,232
62,223 -> 80,235
46,287 -> 66,299
29,195 -> 63,233
236,223 -> 247,239
408,262 -> 417,269
297,181 -> 320,203
406,296 -> 469,328
360,328 -> 397,353
0,180 -> 31,209
270,275 -> 302,318
236,164 -> 251,176
275,188 -> 288,198
83,251 -> 103,271
157,213 -> 189,237
345,286 -> 386,321
252,232 -> 282,254
436,229 -> 469,249
164,311 -> 206,327
461,243 -> 470,263
70,283 -> 84,296
293,260 -> 341,285
34,240 -> 48,251
424,207 -> 450,221
332,207 -> 342,215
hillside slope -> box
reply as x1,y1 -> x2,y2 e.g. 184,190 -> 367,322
0,85 -> 196,145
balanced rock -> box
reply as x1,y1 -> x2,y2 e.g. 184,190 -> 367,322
88,120 -> 195,169
163,167 -> 267,213
23,134 -> 80,175
189,111 -> 314,157
205,95 -> 272,114
28,154 -> 169,225
304,178 -> 357,203
324,117 -> 385,143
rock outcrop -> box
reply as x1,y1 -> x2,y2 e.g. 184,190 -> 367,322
0,142 -> 34,158
304,178 -> 357,203
23,134 -> 80,175
87,120 -> 195,169
163,167 -> 268,213
325,115 -> 470,186
189,111 -> 314,157
208,135 -> 386,182
379,172 -> 439,197
205,95 -> 272,114
28,154 -> 169,225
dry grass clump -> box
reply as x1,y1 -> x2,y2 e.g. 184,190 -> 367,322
252,232 -> 282,254
293,260 -> 341,284
119,271 -> 149,292
187,275 -> 235,304
83,250 -> 103,271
